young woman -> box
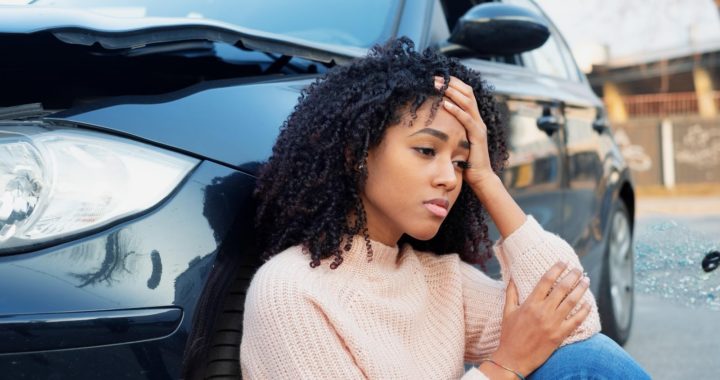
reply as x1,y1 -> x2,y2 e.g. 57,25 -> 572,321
240,37 -> 650,379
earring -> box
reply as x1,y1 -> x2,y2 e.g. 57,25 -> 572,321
358,163 -> 365,170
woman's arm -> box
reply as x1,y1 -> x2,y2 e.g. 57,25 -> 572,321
460,223 -> 601,375
468,174 -> 527,239
439,76 -> 600,376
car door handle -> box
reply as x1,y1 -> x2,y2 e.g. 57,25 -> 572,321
537,114 -> 561,136
592,117 -> 609,134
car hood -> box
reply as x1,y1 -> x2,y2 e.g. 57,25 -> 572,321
47,75 -> 315,174
0,6 -> 364,64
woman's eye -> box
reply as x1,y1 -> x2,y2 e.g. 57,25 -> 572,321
414,147 -> 436,157
454,160 -> 470,170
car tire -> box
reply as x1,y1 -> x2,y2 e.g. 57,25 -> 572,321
598,201 -> 634,346
201,263 -> 256,380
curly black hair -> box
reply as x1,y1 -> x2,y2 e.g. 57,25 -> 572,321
254,37 -> 508,269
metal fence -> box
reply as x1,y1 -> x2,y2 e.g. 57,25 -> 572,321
620,92 -> 720,117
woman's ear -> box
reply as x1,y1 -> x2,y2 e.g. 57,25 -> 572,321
344,147 -> 364,172
344,131 -> 371,172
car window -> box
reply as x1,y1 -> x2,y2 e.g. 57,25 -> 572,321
428,0 -> 451,45
28,0 -> 402,49
501,99 -> 565,234
522,32 -> 572,80
502,0 -> 579,82
556,35 -> 583,83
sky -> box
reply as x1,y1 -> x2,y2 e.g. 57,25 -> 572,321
534,0 -> 720,71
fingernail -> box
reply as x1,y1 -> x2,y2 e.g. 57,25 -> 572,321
581,277 -> 590,286
434,81 -> 443,90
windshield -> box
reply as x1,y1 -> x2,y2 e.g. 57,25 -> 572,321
21,0 -> 402,48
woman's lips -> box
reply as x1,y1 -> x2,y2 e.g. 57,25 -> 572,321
423,201 -> 449,218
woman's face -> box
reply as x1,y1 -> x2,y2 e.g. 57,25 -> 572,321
361,100 -> 470,245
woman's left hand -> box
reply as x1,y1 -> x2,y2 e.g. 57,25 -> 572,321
435,75 -> 527,238
434,76 -> 496,189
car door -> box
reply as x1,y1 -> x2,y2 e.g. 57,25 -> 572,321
503,0 -> 607,256
502,98 -> 566,236
502,0 -> 606,252
562,105 -> 605,257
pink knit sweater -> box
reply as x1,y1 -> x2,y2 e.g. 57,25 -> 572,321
240,216 -> 601,379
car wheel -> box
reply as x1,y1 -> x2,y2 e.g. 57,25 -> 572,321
598,201 -> 634,346
201,264 -> 256,379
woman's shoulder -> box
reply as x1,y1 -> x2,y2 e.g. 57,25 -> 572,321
246,245 -> 342,300
243,246 -> 315,313
250,245 -> 311,284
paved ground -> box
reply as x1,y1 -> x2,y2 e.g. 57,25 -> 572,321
624,293 -> 719,379
622,195 -> 720,379
635,195 -> 720,217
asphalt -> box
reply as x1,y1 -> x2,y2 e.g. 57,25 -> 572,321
622,195 -> 720,379
624,293 -> 720,379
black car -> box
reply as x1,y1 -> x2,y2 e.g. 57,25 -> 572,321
0,0 -> 635,378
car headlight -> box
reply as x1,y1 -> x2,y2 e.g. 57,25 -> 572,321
0,126 -> 199,253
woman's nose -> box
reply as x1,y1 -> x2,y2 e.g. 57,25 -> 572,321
432,160 -> 459,190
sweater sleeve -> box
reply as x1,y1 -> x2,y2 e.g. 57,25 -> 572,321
240,264 -> 366,380
462,215 -> 601,363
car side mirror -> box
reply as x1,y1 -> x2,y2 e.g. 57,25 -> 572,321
448,3 -> 550,55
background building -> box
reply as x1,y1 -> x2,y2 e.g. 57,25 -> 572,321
538,0 -> 720,188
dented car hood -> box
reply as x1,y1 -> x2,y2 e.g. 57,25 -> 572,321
0,6 -> 364,64
0,5 -> 367,172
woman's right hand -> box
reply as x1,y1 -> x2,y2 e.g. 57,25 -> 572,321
491,261 -> 592,376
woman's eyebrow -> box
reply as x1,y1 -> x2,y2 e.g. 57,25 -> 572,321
410,128 -> 470,150
410,127 -> 448,141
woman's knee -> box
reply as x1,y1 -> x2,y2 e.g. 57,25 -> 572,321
528,334 -> 651,380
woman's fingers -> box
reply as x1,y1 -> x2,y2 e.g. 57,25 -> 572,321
435,76 -> 488,150
545,268 -> 585,309
442,86 -> 473,112
526,261 -> 569,303
441,99 -> 475,128
440,96 -> 487,150
560,300 -> 592,334
436,78 -> 474,112
436,75 -> 473,98
555,274 -> 590,315
435,76 -> 482,120
434,75 -> 495,183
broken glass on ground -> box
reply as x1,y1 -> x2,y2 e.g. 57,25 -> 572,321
635,218 -> 720,311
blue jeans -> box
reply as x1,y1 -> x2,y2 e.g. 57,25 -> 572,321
529,334 -> 651,379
